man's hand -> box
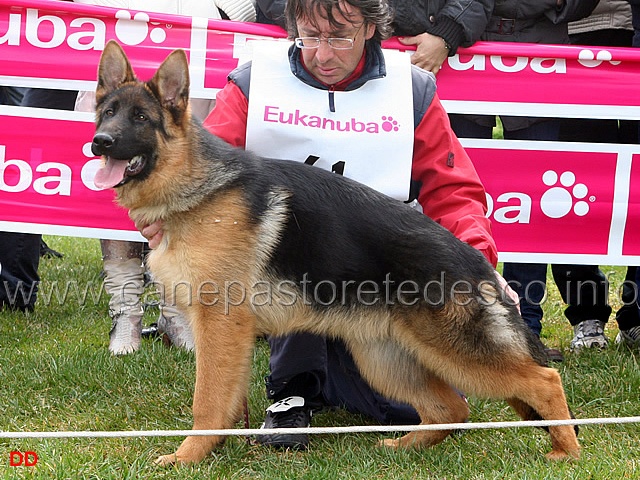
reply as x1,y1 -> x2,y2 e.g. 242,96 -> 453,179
397,33 -> 449,75
135,219 -> 164,249
494,270 -> 521,313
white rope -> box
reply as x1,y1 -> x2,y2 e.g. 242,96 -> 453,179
2,416 -> 640,439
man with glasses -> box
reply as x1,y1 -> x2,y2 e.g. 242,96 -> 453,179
196,0 -> 502,450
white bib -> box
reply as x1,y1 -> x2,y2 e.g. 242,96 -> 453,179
245,41 -> 414,201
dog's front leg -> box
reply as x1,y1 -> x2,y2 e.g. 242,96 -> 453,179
155,304 -> 256,466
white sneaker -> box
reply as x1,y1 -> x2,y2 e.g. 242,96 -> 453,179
570,319 -> 608,351
615,326 -> 640,349
157,304 -> 195,351
109,311 -> 142,355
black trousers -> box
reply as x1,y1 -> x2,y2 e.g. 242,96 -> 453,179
0,233 -> 42,310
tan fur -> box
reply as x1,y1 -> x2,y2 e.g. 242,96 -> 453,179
94,41 -> 580,466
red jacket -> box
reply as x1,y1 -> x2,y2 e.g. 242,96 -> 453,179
203,43 -> 498,267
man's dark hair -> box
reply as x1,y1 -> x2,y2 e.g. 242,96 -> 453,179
284,0 -> 393,42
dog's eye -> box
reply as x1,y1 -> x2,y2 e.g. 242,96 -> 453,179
136,113 -> 147,121
105,108 -> 114,116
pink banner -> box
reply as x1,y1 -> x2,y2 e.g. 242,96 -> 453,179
2,0 -> 640,264
463,140 -> 636,264
0,108 -> 137,238
4,0 -> 640,111
623,154 -> 640,257
0,0 -> 285,97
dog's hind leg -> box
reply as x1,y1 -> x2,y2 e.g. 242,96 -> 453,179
501,364 -> 580,461
155,303 -> 256,466
346,338 -> 469,449
507,397 -> 579,436
380,375 -> 470,449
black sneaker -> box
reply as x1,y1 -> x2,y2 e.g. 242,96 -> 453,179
255,396 -> 312,450
141,323 -> 159,338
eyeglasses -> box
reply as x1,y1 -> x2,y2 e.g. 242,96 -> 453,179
294,24 -> 364,50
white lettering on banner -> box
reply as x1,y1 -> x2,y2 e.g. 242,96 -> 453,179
0,146 -> 32,192
0,13 -> 20,45
0,145 -> 78,196
577,49 -> 621,68
68,17 -> 107,51
0,8 -> 109,49
449,54 -> 566,74
26,8 -> 67,48
80,143 -> 103,192
2,8 -> 177,50
485,169 -> 594,225
485,193 -> 532,224
33,162 -> 71,195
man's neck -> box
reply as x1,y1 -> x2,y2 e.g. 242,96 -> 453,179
300,51 -> 367,91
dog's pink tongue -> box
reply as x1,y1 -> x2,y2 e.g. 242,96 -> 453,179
93,157 -> 129,189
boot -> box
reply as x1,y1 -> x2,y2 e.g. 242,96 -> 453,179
157,302 -> 195,351
101,240 -> 145,355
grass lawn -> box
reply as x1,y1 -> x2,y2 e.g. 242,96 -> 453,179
1,235 -> 639,479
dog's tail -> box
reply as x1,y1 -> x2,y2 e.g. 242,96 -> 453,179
475,280 -> 549,367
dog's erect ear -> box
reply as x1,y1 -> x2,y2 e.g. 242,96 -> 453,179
147,49 -> 190,116
96,40 -> 137,103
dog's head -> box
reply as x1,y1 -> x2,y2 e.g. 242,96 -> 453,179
92,40 -> 191,190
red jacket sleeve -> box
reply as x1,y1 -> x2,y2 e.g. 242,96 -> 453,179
202,81 -> 249,148
412,94 -> 498,267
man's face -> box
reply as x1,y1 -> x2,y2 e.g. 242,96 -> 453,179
295,3 -> 375,85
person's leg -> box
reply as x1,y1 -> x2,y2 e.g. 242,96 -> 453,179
0,86 -> 27,106
615,266 -> 640,347
502,263 -> 547,336
0,232 -> 41,311
257,333 -> 328,449
501,119 -> 560,347
559,118 -> 620,143
101,239 -> 145,355
323,339 -> 420,425
20,88 -> 77,110
155,303 -> 195,350
266,333 -> 328,402
448,114 -> 494,139
504,119 -> 560,142
551,265 -> 611,351
633,5 -> 640,48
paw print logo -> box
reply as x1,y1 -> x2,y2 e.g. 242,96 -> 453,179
576,49 -> 621,68
113,10 -> 170,46
381,116 -> 399,132
540,170 -> 592,219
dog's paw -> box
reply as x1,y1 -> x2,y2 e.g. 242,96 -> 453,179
545,449 -> 580,461
378,438 -> 401,449
155,453 -> 179,466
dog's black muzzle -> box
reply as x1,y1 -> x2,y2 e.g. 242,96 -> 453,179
91,132 -> 115,156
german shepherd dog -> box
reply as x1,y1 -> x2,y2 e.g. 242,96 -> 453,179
91,40 -> 580,465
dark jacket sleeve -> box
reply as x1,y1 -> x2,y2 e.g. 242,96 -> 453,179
391,0 -> 493,54
544,0 -> 600,24
430,0 -> 494,51
255,0 -> 286,28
